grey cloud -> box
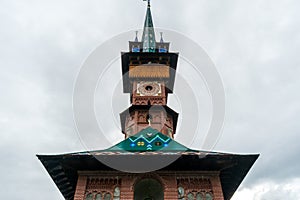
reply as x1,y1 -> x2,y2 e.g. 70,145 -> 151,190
1,0 -> 300,199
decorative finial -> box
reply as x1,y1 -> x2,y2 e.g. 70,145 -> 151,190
143,0 -> 151,7
135,31 -> 139,42
160,32 -> 164,43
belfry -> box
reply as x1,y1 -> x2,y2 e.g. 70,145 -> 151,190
38,2 -> 258,200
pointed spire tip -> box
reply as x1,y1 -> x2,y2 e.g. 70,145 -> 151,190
143,0 -> 151,7
160,32 -> 164,43
134,31 -> 139,42
142,0 -> 156,52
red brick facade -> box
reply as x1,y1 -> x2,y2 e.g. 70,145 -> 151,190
37,2 -> 258,200
74,171 -> 224,200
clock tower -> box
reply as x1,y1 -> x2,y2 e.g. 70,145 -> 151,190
120,1 -> 179,139
38,2 -> 258,200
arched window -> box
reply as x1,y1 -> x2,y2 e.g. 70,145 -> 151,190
205,192 -> 213,200
95,193 -> 102,200
138,115 -> 145,122
134,178 -> 164,200
196,192 -> 203,200
187,192 -> 194,200
178,186 -> 185,199
103,193 -> 111,200
113,187 -> 120,200
85,193 -> 93,200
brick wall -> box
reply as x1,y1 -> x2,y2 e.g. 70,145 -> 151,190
74,175 -> 87,200
211,176 -> 224,200
75,171 -> 224,200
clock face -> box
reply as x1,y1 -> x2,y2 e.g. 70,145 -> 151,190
137,82 -> 161,96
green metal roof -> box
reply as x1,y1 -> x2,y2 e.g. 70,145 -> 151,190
37,127 -> 259,200
141,2 -> 156,52
37,147 -> 259,200
107,127 -> 189,152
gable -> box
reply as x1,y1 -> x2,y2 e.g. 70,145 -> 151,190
107,127 -> 189,152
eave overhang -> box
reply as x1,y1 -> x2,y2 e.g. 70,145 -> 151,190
121,52 -> 178,93
37,151 -> 258,200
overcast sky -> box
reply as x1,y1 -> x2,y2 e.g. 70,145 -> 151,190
1,0 -> 300,199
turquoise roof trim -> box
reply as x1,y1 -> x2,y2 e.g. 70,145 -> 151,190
106,127 -> 190,152
128,134 -> 171,144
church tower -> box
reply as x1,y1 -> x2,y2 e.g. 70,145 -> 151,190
38,2 -> 258,200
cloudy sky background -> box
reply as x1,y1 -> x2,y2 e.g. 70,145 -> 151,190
1,0 -> 300,199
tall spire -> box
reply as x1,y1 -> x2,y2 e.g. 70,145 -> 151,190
142,0 -> 156,52
160,32 -> 164,43
134,31 -> 139,42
